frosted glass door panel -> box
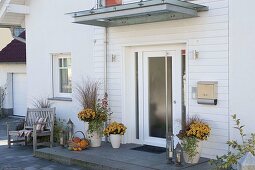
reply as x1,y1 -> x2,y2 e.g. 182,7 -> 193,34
148,57 -> 172,139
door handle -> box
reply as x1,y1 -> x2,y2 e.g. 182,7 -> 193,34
173,100 -> 177,104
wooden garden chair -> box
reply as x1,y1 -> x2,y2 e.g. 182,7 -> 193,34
7,108 -> 55,153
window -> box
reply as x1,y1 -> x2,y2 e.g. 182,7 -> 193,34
58,57 -> 72,93
52,53 -> 72,98
13,27 -> 25,37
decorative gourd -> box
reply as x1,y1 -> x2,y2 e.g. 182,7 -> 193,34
79,139 -> 89,149
72,137 -> 81,143
68,131 -> 89,151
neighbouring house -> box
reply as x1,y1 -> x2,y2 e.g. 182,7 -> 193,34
0,0 -> 255,160
0,28 -> 13,50
0,31 -> 26,116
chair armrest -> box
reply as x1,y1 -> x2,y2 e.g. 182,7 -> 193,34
6,120 -> 25,131
6,120 -> 25,126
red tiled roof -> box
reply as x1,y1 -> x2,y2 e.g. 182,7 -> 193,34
0,31 -> 26,63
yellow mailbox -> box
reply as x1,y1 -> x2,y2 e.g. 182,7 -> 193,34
197,81 -> 218,105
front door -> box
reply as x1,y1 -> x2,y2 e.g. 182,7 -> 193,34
142,50 -> 182,147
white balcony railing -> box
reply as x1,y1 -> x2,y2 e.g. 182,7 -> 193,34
95,0 -> 154,8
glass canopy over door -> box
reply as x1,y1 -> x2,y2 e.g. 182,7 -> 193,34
68,0 -> 208,27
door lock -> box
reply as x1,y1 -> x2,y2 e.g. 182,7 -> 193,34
173,100 -> 177,104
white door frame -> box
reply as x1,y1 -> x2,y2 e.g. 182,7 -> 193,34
122,44 -> 185,146
12,73 -> 27,116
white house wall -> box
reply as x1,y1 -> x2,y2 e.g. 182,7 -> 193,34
93,0 -> 229,158
25,0 -> 95,131
229,2 -> 255,142
24,0 -> 248,159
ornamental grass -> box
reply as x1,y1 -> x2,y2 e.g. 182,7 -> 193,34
75,78 -> 112,133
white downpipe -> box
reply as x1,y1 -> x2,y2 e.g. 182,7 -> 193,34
104,27 -> 108,142
104,27 -> 108,93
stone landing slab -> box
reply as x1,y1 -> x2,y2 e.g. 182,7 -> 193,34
35,143 -> 213,170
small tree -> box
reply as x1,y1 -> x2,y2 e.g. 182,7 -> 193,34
210,114 -> 255,169
0,85 -> 7,108
0,85 -> 7,118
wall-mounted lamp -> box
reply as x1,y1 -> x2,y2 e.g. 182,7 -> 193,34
112,54 -> 117,62
192,50 -> 199,60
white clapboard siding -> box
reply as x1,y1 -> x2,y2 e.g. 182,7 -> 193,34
93,0 -> 229,158
189,100 -> 228,108
189,80 -> 228,87
189,65 -> 228,73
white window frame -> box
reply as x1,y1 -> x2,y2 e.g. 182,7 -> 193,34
52,53 -> 72,98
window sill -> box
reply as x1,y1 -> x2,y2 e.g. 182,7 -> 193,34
48,97 -> 72,102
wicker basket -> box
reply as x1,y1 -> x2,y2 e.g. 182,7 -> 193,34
68,131 -> 89,150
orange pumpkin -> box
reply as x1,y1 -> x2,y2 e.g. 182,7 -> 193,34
79,139 -> 89,149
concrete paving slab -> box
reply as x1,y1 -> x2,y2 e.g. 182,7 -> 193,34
0,117 -> 83,170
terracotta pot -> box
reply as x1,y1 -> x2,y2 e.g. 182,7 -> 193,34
183,140 -> 203,164
105,0 -> 122,7
110,134 -> 121,148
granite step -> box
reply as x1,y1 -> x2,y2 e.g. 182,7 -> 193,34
35,144 -> 213,170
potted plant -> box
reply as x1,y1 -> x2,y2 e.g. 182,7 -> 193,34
78,106 -> 108,147
177,117 -> 211,164
104,122 -> 127,148
76,79 -> 111,147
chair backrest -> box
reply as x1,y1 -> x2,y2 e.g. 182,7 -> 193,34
25,108 -> 56,130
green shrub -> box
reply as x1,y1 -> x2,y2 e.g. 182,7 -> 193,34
210,114 -> 255,169
0,86 -> 7,118
53,118 -> 67,143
